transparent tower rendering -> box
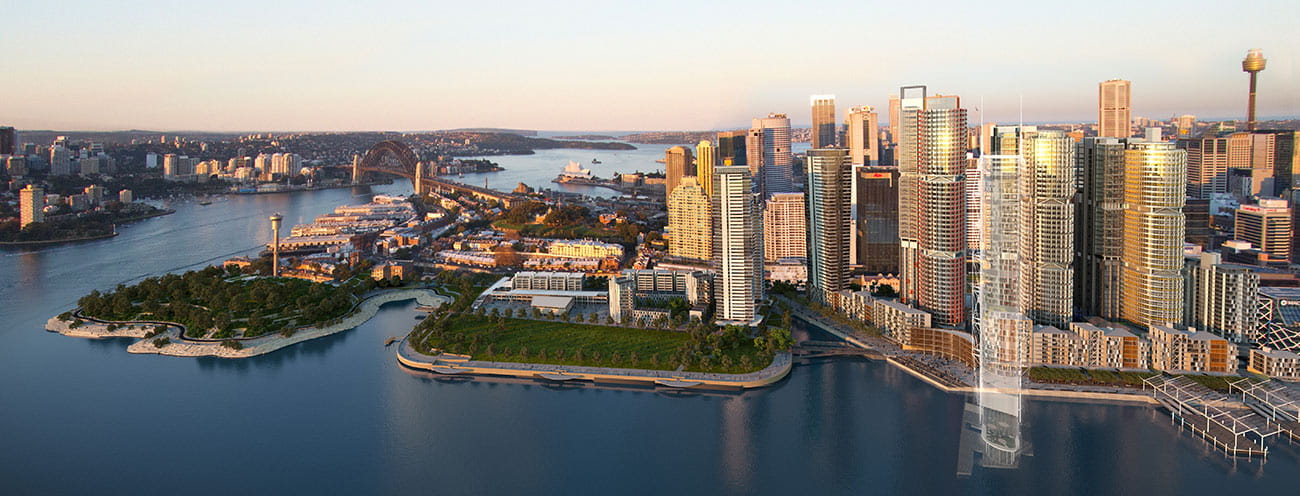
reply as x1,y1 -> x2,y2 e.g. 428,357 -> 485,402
963,153 -> 1031,471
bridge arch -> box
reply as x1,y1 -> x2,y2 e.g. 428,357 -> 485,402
354,140 -> 423,189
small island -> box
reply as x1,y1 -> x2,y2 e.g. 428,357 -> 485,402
47,266 -> 449,358
1,202 -> 173,245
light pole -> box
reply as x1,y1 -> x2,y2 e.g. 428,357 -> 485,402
270,213 -> 283,277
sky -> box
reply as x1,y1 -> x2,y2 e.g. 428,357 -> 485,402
2,0 -> 1298,132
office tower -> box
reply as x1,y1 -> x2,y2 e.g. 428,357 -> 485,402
713,165 -> 763,325
888,94 -> 901,143
0,126 -> 15,155
1236,199 -> 1292,260
19,185 -> 44,228
118,189 -> 133,204
664,145 -> 694,200
695,140 -> 717,197
805,149 -> 852,304
856,167 -> 900,274
716,130 -> 747,166
1077,137 -> 1127,319
845,106 -> 880,166
145,152 -> 158,169
49,146 -> 71,176
811,95 -> 837,149
1098,79 -> 1132,138
1184,198 -> 1212,247
5,155 -> 27,177
897,88 -> 922,305
1180,136 -> 1230,199
163,153 -> 180,179
991,128 -> 1076,327
1121,129 -> 1186,327
763,192 -> 807,261
1243,49 -> 1266,131
1190,251 -> 1260,343
902,91 -> 969,327
748,113 -> 793,196
1176,115 -> 1197,138
667,177 -> 713,262
1267,131 -> 1298,196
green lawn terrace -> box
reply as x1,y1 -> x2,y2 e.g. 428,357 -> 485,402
408,313 -> 792,375
69,265 -> 373,340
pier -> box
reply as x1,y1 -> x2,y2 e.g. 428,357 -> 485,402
1145,376 -> 1278,458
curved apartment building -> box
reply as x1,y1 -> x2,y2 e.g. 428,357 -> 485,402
1121,131 -> 1187,327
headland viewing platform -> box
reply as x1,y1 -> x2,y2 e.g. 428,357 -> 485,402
395,337 -> 792,390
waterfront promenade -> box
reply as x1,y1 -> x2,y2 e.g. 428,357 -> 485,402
777,295 -> 1160,405
46,288 -> 449,358
396,338 -> 792,389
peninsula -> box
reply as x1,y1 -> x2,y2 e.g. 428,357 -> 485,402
48,266 -> 449,358
1,202 -> 172,245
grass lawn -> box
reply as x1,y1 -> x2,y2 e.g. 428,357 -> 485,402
414,314 -> 772,374
1027,367 -> 1157,387
1027,366 -> 1253,391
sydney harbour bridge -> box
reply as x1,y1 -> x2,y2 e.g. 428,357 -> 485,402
348,140 -> 523,207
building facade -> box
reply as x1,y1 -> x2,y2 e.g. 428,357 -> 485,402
856,166 -> 900,274
1098,79 -> 1132,138
908,93 -> 968,327
845,105 -> 880,166
1188,252 -> 1260,343
805,149 -> 853,304
1017,129 -> 1075,327
19,184 -> 44,228
811,95 -> 837,149
664,145 -> 694,200
1148,325 -> 1236,373
1077,137 -> 1127,319
1235,199 -> 1291,261
748,113 -> 793,197
695,140 -> 717,198
762,192 -> 806,261
1121,131 -> 1187,328
713,165 -> 763,324
667,177 -> 713,262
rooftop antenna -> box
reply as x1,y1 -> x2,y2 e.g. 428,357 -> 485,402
1018,94 -> 1024,157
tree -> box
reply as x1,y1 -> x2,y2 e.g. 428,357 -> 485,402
873,283 -> 897,298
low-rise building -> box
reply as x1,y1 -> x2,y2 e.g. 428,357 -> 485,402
512,271 -> 585,291
1248,348 -> 1300,380
1148,325 -> 1236,374
896,326 -> 976,368
371,261 -> 410,281
765,257 -> 808,284
872,299 -> 931,341
548,239 -> 624,259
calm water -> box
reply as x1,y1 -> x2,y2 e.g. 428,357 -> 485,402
3,175 -> 1300,495
461,138 -> 812,198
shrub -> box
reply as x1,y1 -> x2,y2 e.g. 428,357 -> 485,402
152,337 -> 171,348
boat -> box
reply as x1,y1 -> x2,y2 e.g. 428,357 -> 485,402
198,200 -> 212,206
591,158 -> 602,164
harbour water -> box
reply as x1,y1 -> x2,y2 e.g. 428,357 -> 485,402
3,157 -> 1300,494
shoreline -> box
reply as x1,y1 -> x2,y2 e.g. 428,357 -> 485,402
0,208 -> 176,247
46,288 -> 449,358
396,338 -> 792,389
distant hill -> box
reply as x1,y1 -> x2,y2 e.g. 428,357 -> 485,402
443,128 -> 538,136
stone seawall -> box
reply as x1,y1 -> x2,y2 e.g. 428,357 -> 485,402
396,338 -> 792,389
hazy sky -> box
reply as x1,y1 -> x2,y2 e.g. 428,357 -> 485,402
3,0 -> 1297,132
